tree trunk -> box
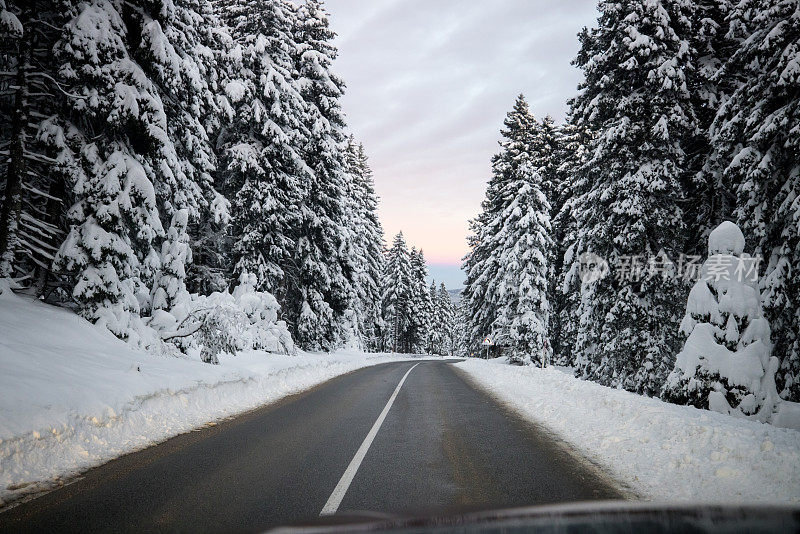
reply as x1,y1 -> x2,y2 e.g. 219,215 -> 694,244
0,37 -> 29,277
34,175 -> 66,297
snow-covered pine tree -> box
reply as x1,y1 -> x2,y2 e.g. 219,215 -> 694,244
381,232 -> 412,353
345,140 -> 385,351
287,0 -> 355,350
408,247 -> 433,353
136,0 -> 232,295
426,279 -> 452,356
151,208 -> 191,311
133,0 -> 222,220
569,0 -> 694,395
551,116 -> 593,367
712,0 -> 800,402
53,0 -> 189,334
454,297 -> 471,357
216,0 -> 307,297
437,282 -> 457,356
663,222 -> 779,421
426,279 -> 440,353
529,114 -> 560,364
531,115 -> 559,213
462,94 -> 535,355
491,160 -> 552,365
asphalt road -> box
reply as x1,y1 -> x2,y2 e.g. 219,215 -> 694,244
0,359 -> 624,532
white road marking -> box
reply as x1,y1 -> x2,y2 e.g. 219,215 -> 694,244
319,362 -> 421,516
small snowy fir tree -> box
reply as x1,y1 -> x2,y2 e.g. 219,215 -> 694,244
663,222 -> 779,421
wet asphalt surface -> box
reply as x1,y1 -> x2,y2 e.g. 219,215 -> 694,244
0,359 -> 623,532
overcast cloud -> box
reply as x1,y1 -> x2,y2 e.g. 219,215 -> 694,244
328,1 -> 599,286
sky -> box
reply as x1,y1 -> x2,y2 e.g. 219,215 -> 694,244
329,1 -> 600,288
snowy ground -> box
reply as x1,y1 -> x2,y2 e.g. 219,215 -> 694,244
0,292 -> 411,508
457,358 -> 800,504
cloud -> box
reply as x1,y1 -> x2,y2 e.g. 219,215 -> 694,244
328,0 -> 599,263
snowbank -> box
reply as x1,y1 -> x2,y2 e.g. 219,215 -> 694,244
0,292 -> 408,507
456,359 -> 800,504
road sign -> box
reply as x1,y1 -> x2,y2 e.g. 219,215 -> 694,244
481,336 -> 493,346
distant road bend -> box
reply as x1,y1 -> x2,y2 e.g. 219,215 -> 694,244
0,359 -> 624,532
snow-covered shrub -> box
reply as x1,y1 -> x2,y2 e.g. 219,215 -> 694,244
155,272 -> 294,364
663,222 -> 779,422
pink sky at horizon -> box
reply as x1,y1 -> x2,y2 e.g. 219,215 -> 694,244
330,1 -> 600,275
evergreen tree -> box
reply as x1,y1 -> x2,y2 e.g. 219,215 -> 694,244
151,209 -> 191,311
437,282 -> 457,356
530,114 -> 559,364
145,0 -> 231,295
381,232 -> 412,352
53,0 -> 190,329
551,117 -> 593,366
217,0 -> 307,298
355,142 -> 386,350
569,0 -> 694,395
343,137 -> 385,350
684,0 -> 737,256
426,279 -> 440,353
663,222 -> 779,420
491,161 -> 552,365
408,247 -> 433,353
290,0 -> 353,350
462,94 -> 535,354
464,95 -> 555,365
532,115 -> 559,213
427,280 -> 455,356
712,0 -> 800,401
135,0 -> 222,220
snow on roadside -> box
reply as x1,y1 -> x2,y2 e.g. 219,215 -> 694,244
0,292 -> 409,507
456,358 -> 800,504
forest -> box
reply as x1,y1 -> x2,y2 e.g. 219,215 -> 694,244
461,0 -> 799,422
0,0 -> 459,360
1,0 -> 797,422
